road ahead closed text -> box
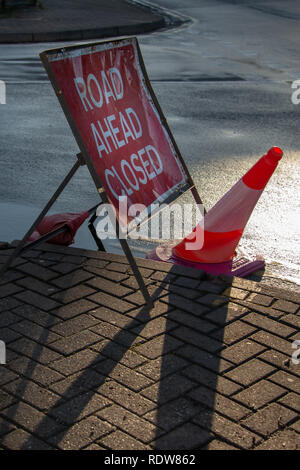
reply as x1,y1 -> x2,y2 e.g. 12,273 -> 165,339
47,40 -> 188,224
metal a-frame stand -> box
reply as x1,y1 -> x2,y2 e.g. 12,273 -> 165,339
0,37 -> 206,312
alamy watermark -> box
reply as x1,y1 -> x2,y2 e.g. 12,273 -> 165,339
0,340 -> 6,365
95,197 -> 205,249
0,80 -> 6,104
292,340 -> 300,365
291,80 -> 300,104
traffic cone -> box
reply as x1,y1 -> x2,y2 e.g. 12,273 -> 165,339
172,146 -> 283,264
29,211 -> 90,246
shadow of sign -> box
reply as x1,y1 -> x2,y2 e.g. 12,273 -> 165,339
0,252 -> 242,450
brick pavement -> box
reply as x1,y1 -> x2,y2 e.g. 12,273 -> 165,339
0,242 -> 299,450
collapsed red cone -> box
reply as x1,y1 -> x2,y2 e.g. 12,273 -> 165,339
29,211 -> 90,246
172,146 -> 283,264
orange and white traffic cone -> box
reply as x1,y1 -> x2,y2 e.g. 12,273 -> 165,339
172,146 -> 283,265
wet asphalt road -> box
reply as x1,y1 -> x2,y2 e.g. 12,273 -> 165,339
0,0 -> 299,290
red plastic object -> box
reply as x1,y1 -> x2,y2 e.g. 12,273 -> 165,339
29,211 -> 90,246
172,147 -> 283,265
147,240 -> 265,278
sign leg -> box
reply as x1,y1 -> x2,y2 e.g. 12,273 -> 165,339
119,237 -> 153,310
0,158 -> 82,278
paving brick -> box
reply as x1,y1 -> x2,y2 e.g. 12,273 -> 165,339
0,297 -> 22,312
144,397 -> 204,432
225,359 -> 275,387
15,290 -> 61,312
188,386 -> 250,421
141,372 -> 196,404
255,429 -> 300,450
172,326 -> 223,354
177,344 -> 233,373
280,314 -> 300,329
50,416 -> 114,450
220,339 -> 266,365
0,367 -> 19,386
246,293 -> 274,306
90,321 -> 140,348
204,302 -> 249,325
198,280 -> 226,294
279,393 -> 300,413
0,326 -> 21,344
12,304 -> 59,328
0,389 -> 18,411
193,412 -> 261,449
8,356 -> 64,386
233,380 -> 286,410
0,416 -> 15,437
16,262 -> 57,281
268,370 -> 300,394
86,276 -> 133,297
290,419 -> 300,433
89,306 -> 140,330
242,403 -> 298,437
90,340 -> 146,369
52,269 -> 94,289
101,430 -> 149,450
50,314 -> 99,336
0,311 -> 21,328
98,404 -> 159,443
183,365 -> 242,396
0,283 -> 23,298
54,298 -> 98,320
97,380 -> 155,416
50,329 -> 101,356
242,312 -> 295,338
257,350 -> 300,375
1,401 -> 65,438
223,287 -> 249,300
50,370 -> 106,399
50,348 -> 103,375
213,320 -> 257,346
1,428 -> 53,450
133,334 -> 183,360
16,277 -> 59,296
85,266 -> 128,282
10,319 -> 61,345
88,291 -> 135,313
131,316 -> 178,339
205,439 -> 238,450
8,337 -> 61,365
51,284 -> 97,303
94,359 -> 153,392
3,379 -> 61,412
160,294 -> 209,316
197,294 -> 229,308
271,300 -> 299,314
154,422 -> 211,450
166,309 -> 217,334
233,299 -> 283,319
250,331 -> 294,356
162,283 -> 201,300
137,354 -> 188,381
173,276 -> 200,289
49,392 -> 111,425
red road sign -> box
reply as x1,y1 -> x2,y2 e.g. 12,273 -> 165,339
41,38 -> 190,227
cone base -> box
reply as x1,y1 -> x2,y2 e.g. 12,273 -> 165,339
146,240 -> 265,278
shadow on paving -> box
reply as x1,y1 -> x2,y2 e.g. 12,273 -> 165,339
1,257 -> 239,450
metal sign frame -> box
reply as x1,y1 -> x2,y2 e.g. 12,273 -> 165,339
0,37 -> 205,308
